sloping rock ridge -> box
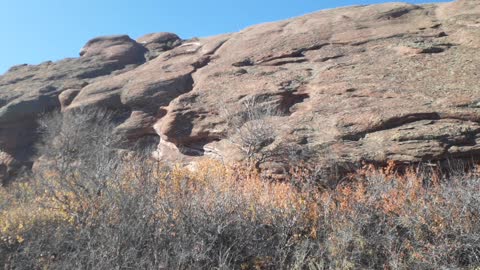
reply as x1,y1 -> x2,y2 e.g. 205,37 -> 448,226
1,0 -> 480,181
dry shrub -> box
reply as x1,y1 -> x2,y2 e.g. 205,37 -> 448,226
222,95 -> 283,169
314,163 -> 480,269
1,110 -> 479,269
2,158 -> 479,269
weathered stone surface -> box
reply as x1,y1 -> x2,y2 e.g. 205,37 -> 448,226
0,36 -> 148,182
137,32 -> 182,60
2,0 -> 480,182
115,110 -> 158,140
58,89 -> 81,110
155,0 -> 480,169
79,35 -> 147,65
361,119 -> 480,162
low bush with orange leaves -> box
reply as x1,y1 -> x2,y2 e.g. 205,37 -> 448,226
1,110 -> 479,269
1,155 -> 479,269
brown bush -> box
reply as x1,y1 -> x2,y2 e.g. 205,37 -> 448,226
1,110 -> 479,269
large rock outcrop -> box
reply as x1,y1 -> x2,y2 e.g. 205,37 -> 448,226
79,35 -> 147,65
1,0 -> 480,181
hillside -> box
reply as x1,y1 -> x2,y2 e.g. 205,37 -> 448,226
1,0 -> 480,181
2,1 -> 480,269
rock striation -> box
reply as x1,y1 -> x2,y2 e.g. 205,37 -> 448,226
1,0 -> 480,182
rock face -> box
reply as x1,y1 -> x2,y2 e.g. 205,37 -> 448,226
137,32 -> 182,60
1,0 -> 480,181
79,35 -> 147,65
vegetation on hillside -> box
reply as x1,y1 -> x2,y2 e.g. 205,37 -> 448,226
0,110 -> 479,269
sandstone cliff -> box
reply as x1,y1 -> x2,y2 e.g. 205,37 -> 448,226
1,0 -> 480,181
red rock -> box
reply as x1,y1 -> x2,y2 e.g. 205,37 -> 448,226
80,35 -> 146,65
2,0 -> 480,181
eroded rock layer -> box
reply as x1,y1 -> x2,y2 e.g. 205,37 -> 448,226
1,0 -> 480,181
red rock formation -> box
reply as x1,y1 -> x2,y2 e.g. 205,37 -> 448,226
1,0 -> 480,181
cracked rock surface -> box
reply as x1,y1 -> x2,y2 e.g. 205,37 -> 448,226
1,0 -> 480,181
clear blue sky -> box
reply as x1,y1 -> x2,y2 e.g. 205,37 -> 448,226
0,0 -> 446,74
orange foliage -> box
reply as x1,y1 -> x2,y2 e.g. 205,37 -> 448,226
2,158 -> 480,269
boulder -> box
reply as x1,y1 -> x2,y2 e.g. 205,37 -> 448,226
137,32 -> 181,51
137,32 -> 182,60
79,35 -> 147,65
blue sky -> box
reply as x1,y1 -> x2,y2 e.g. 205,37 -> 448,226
0,0 -> 446,74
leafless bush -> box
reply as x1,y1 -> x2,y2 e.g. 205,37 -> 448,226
222,95 -> 283,168
12,108 -> 300,269
1,108 -> 479,269
36,108 -> 123,173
